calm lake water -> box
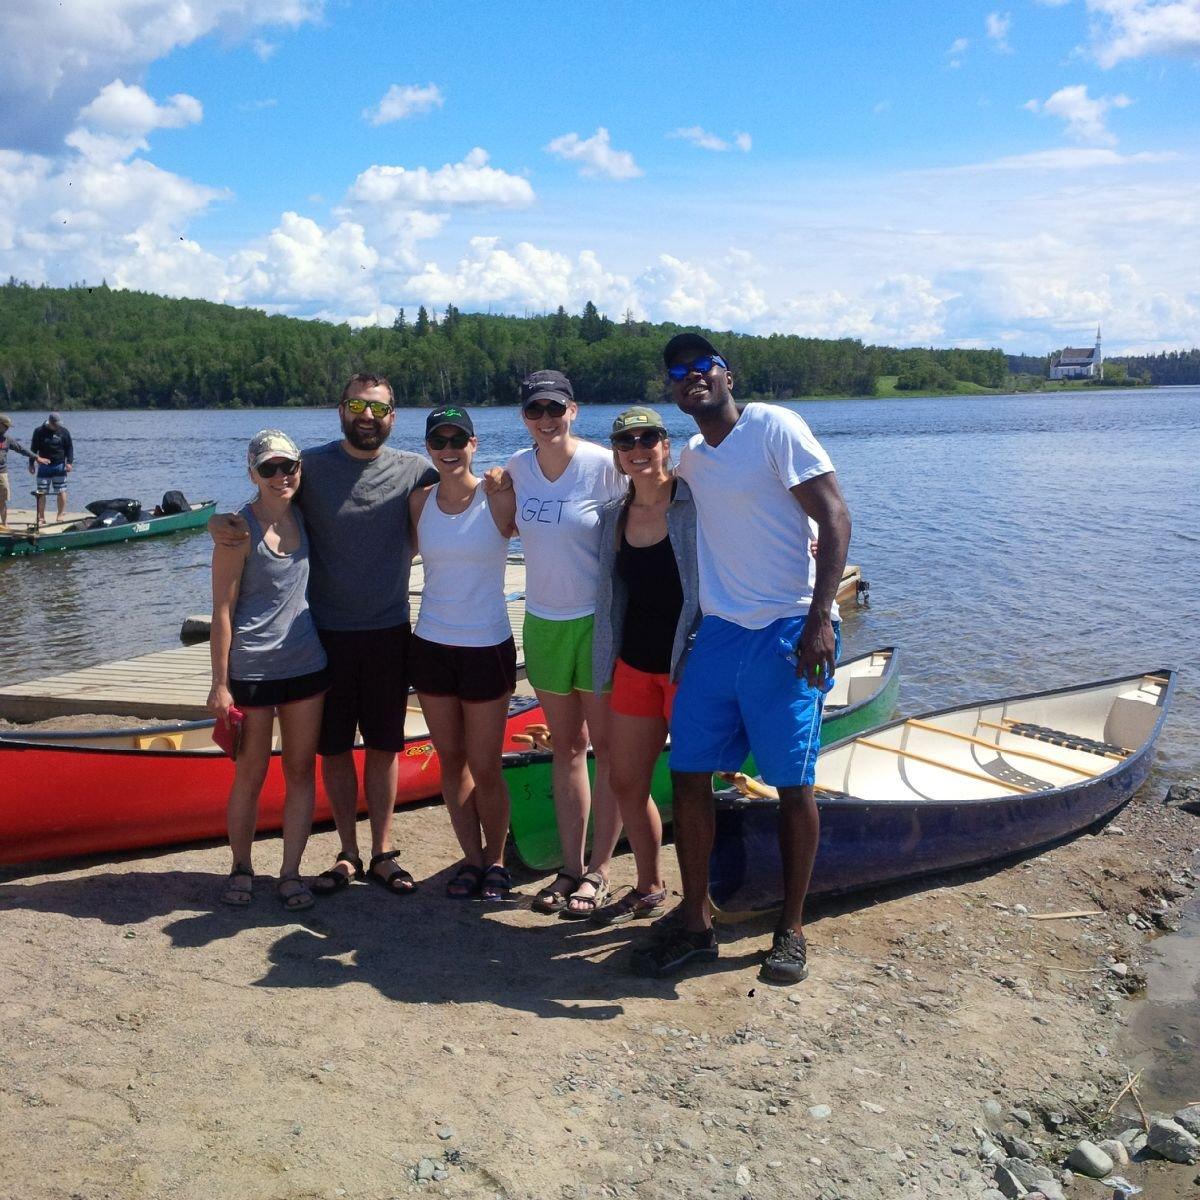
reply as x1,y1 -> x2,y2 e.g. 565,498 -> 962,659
2,389 -> 1197,774
2,387 -> 1198,1106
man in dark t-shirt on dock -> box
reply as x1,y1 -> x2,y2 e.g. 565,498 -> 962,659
210,373 -> 437,895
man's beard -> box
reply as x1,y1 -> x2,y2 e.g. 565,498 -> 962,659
342,417 -> 391,451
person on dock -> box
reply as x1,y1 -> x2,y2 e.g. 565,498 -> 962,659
588,406 -> 699,929
209,430 -> 330,910
209,374 -> 437,898
0,415 -> 48,527
488,370 -> 627,918
29,413 -> 73,526
409,407 -> 518,902
631,333 -> 852,983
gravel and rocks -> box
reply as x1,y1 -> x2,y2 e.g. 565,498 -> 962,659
1067,1138 -> 1115,1177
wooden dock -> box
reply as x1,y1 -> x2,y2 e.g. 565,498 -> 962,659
0,559 -> 864,723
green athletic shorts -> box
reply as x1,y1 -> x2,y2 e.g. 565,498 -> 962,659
523,613 -> 605,695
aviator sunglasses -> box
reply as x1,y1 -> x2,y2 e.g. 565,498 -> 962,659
256,458 -> 300,479
667,354 -> 727,381
612,430 -> 666,452
522,398 -> 568,420
343,397 -> 394,418
427,432 -> 471,450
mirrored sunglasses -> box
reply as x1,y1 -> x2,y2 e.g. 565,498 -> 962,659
612,430 -> 666,452
256,458 -> 300,479
667,354 -> 727,381
343,397 -> 394,418
522,399 -> 568,420
427,432 -> 471,450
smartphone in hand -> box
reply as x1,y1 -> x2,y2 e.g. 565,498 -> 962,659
212,706 -> 245,759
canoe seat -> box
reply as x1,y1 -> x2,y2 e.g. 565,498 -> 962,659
1004,722 -> 1128,759
135,732 -> 184,751
846,674 -> 880,705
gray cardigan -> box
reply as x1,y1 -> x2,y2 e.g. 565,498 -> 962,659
592,478 -> 700,691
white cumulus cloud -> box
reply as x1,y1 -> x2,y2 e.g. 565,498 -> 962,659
0,0 -> 323,152
1087,0 -> 1200,67
1024,84 -> 1131,145
986,11 -> 1013,50
363,83 -> 444,126
947,36 -> 969,67
545,127 -> 643,180
669,127 -> 753,153
346,148 -> 534,209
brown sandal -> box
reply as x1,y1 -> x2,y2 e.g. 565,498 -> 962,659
531,871 -> 580,914
561,871 -> 609,921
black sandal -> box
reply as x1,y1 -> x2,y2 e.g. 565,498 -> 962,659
220,863 -> 254,907
277,872 -> 314,912
447,863 -> 485,899
367,850 -> 418,895
531,872 -> 580,915
481,864 -> 513,903
311,851 -> 364,896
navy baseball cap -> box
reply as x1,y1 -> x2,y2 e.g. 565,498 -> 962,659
662,332 -> 723,367
425,406 -> 474,437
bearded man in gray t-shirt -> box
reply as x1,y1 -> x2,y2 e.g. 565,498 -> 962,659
210,373 -> 437,896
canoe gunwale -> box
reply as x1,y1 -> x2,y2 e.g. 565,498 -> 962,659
821,646 -> 898,724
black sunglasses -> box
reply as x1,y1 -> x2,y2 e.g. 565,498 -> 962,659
256,458 -> 300,479
427,432 -> 471,450
522,399 -> 568,420
667,354 -> 727,381
612,430 -> 666,452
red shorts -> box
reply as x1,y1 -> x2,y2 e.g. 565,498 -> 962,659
609,657 -> 677,722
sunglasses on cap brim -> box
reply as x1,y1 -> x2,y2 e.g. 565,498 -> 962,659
256,458 -> 300,478
522,398 -> 569,419
612,429 -> 667,451
667,354 -> 727,381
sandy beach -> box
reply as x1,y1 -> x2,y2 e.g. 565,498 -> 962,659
1,772 -> 1197,1200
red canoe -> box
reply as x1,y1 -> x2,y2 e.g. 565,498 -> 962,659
0,696 -> 545,865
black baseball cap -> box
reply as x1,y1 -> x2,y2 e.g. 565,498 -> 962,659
662,332 -> 723,368
425,406 -> 474,437
520,369 -> 574,405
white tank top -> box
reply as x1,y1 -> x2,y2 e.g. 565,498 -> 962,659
414,483 -> 512,647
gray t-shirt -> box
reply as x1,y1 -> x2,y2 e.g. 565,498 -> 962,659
297,440 -> 437,632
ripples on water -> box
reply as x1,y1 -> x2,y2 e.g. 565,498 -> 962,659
1,389 -> 1197,778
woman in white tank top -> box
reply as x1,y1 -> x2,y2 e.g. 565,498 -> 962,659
408,407 -> 518,901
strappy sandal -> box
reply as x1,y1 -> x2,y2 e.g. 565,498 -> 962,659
447,863 -> 484,899
590,885 -> 667,927
367,850 -> 418,895
220,863 -> 254,907
311,851 -> 364,896
480,864 -> 513,903
276,872 -> 314,912
531,871 -> 580,915
561,870 -> 609,921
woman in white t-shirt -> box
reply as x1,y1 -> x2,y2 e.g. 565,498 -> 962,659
492,370 -> 626,918
409,406 -> 519,902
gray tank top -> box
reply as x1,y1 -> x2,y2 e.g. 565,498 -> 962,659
229,504 -> 327,682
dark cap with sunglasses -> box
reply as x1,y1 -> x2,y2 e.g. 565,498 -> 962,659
520,369 -> 574,406
662,331 -> 724,368
248,428 -> 302,470
425,405 -> 474,438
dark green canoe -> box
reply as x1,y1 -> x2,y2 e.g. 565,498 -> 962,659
0,501 -> 216,558
508,646 -> 900,870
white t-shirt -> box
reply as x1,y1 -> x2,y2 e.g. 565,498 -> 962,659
677,402 -> 838,629
507,440 -> 625,620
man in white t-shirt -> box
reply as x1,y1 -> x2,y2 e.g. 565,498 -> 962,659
632,333 -> 852,984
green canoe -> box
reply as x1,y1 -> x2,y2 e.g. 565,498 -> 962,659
0,501 -> 216,558
507,646 -> 900,870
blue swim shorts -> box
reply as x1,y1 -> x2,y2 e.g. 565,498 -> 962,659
669,614 -> 841,789
35,464 -> 69,494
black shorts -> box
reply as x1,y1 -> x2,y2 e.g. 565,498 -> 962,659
316,624 -> 411,756
409,634 -> 517,703
229,667 -> 330,710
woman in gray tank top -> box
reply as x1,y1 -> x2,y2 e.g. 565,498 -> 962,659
208,430 -> 329,911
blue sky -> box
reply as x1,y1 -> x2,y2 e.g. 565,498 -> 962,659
2,0 -> 1198,353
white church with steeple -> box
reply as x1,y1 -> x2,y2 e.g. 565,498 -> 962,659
1049,328 -> 1103,380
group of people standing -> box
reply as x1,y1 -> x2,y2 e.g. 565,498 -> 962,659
207,330 -> 851,983
0,413 -> 72,528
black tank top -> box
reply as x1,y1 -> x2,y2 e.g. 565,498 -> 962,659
617,532 -> 683,674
